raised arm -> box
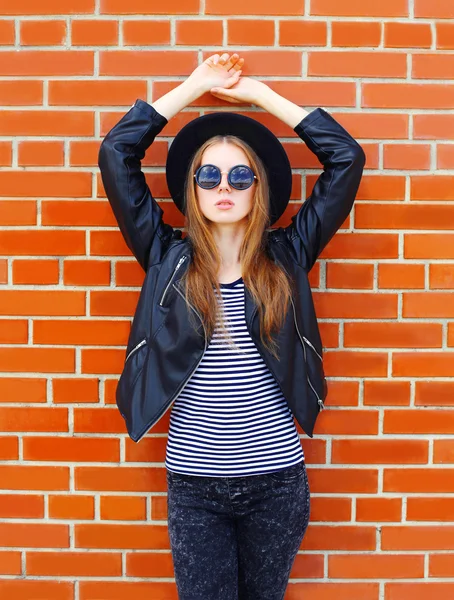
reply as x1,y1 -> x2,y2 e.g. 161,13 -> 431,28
98,52 -> 245,272
210,79 -> 366,272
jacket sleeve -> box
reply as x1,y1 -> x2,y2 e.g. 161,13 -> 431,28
98,98 -> 179,272
281,107 -> 366,271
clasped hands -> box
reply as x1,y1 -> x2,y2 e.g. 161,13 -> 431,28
189,52 -> 267,106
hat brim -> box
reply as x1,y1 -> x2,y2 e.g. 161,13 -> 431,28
165,112 -> 292,227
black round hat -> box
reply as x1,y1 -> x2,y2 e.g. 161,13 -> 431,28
165,112 -> 292,227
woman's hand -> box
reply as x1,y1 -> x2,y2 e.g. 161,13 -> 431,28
210,76 -> 270,106
187,52 -> 244,96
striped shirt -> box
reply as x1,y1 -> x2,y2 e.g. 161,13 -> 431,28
164,276 -> 305,477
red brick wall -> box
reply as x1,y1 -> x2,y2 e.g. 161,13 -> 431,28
1,1 -> 454,599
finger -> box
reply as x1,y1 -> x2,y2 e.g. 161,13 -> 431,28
224,53 -> 239,71
208,54 -> 220,65
229,57 -> 244,74
218,52 -> 230,64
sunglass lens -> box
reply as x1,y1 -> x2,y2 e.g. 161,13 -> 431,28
229,166 -> 254,190
197,165 -> 220,189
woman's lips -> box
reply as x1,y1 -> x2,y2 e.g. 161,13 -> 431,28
216,203 -> 234,210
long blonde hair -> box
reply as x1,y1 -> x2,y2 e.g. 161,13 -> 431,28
179,134 -> 293,360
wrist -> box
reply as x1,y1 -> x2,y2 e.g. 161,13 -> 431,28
254,83 -> 275,110
182,77 -> 207,102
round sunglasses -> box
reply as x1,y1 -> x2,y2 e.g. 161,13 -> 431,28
194,164 -> 258,191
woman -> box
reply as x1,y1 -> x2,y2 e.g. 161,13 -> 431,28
99,52 -> 365,600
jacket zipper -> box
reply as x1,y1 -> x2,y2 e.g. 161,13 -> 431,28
302,334 -> 323,361
289,296 -> 325,411
136,282 -> 208,442
159,255 -> 187,306
125,338 -> 147,364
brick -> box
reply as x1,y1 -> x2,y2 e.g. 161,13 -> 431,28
416,382 -> 454,407
0,551 -> 21,575
33,318 -> 128,346
126,551 -> 185,577
0,110 -> 94,136
315,409 -> 379,435
75,466 -> 166,492
332,440 -> 429,464
407,498 -> 454,521
393,352 -> 454,377
0,580 -> 73,599
329,553 -> 423,578
430,264 -> 454,289
48,495 -> 95,520
49,80 -> 147,106
0,465 -> 69,490
308,468 -> 378,494
177,19 -> 222,45
0,81 -> 43,105
302,525 -> 377,549
27,550 -> 121,576
64,259 -> 112,285
384,410 -> 454,434
324,351 -> 388,377
23,437 -> 120,462
20,20 -> 66,45
0,51 -> 93,76
314,292 -> 398,319
18,141 -> 64,167
355,175 -> 406,200
382,526 -> 454,550
378,264 -> 425,290
392,581 -> 448,600
438,144 -> 454,169
0,378 -> 46,403
326,263 -> 373,289
280,20 -> 327,46
0,172 -> 91,198
100,496 -> 147,520
405,235 -> 454,259
0,407 -> 68,432
310,0 -> 408,17
0,19 -> 14,44
0,230 -> 85,258
71,19 -> 118,45
310,498 -> 352,522
13,259 -> 59,284
52,378 -> 100,404
100,50 -> 197,76
123,20 -> 171,45
308,51 -> 406,78
411,175 -> 454,200
0,436 -> 18,459
430,555 -> 454,577
322,233 -> 399,258
363,83 -> 454,109
414,114 -> 454,139
344,322 -> 442,349
385,22 -> 432,48
0,142 -> 11,165
437,23 -> 454,49
100,0 -> 200,13
228,19 -> 274,46
415,0 -> 454,18
403,292 -> 454,317
75,523 -> 170,549
357,204 -> 454,231
413,54 -> 454,80
364,381 -> 411,406
0,494 -> 43,518
383,143 -> 431,170
206,0 -> 305,15
0,0 -> 94,13
356,498 -> 403,523
331,21 -> 380,47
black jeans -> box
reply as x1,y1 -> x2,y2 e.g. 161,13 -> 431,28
166,460 -> 311,600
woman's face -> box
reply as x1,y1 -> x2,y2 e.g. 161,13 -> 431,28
195,142 -> 255,225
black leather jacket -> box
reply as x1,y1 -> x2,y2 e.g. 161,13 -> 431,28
98,98 -> 365,443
